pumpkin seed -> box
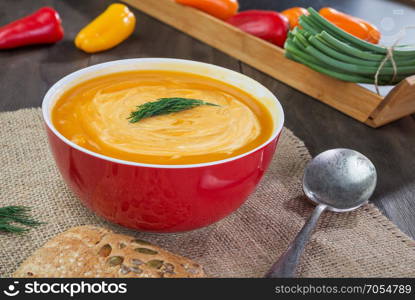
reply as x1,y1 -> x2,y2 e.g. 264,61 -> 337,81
119,242 -> 126,249
107,256 -> 124,266
162,263 -> 175,274
131,266 -> 143,274
131,239 -> 152,246
98,244 -> 112,257
131,258 -> 144,266
135,248 -> 158,255
147,259 -> 164,269
119,265 -> 130,275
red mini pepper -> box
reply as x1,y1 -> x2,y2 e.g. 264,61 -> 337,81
0,7 -> 64,49
227,10 -> 289,48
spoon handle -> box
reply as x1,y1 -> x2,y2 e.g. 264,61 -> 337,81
265,204 -> 327,278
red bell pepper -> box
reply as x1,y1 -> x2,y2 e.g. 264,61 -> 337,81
227,10 -> 289,48
0,7 -> 64,49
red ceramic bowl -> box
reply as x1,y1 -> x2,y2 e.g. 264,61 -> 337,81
42,58 -> 284,232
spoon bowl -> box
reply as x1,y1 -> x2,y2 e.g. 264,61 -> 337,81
303,148 -> 377,212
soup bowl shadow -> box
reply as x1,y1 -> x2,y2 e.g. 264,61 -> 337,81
42,58 -> 284,233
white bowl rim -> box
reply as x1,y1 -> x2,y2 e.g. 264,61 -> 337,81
42,58 -> 284,169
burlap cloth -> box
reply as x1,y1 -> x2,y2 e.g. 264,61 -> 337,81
1,108 -> 414,278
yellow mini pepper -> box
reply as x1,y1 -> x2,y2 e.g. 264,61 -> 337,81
75,3 -> 136,53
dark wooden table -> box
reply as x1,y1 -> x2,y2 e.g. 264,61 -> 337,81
1,0 -> 414,239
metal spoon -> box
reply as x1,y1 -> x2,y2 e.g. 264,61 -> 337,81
265,148 -> 377,278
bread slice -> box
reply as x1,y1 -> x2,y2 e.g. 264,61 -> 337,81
13,226 -> 205,278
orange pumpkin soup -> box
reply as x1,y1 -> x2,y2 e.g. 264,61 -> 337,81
52,71 -> 274,164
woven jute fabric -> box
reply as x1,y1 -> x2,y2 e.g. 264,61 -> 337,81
1,108 -> 414,278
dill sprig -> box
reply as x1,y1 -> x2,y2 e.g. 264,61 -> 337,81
128,97 -> 220,123
0,206 -> 43,234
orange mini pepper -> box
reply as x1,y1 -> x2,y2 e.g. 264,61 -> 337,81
281,7 -> 309,29
319,7 -> 381,44
176,0 -> 239,20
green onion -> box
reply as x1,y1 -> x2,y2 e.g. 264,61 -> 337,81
286,51 -> 377,84
317,32 -> 385,61
284,8 -> 415,85
309,36 -> 376,66
305,44 -> 415,76
307,8 -> 415,57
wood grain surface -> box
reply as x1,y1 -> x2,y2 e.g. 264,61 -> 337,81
0,0 -> 414,239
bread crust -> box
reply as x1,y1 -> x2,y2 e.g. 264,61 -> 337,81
13,226 -> 205,278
